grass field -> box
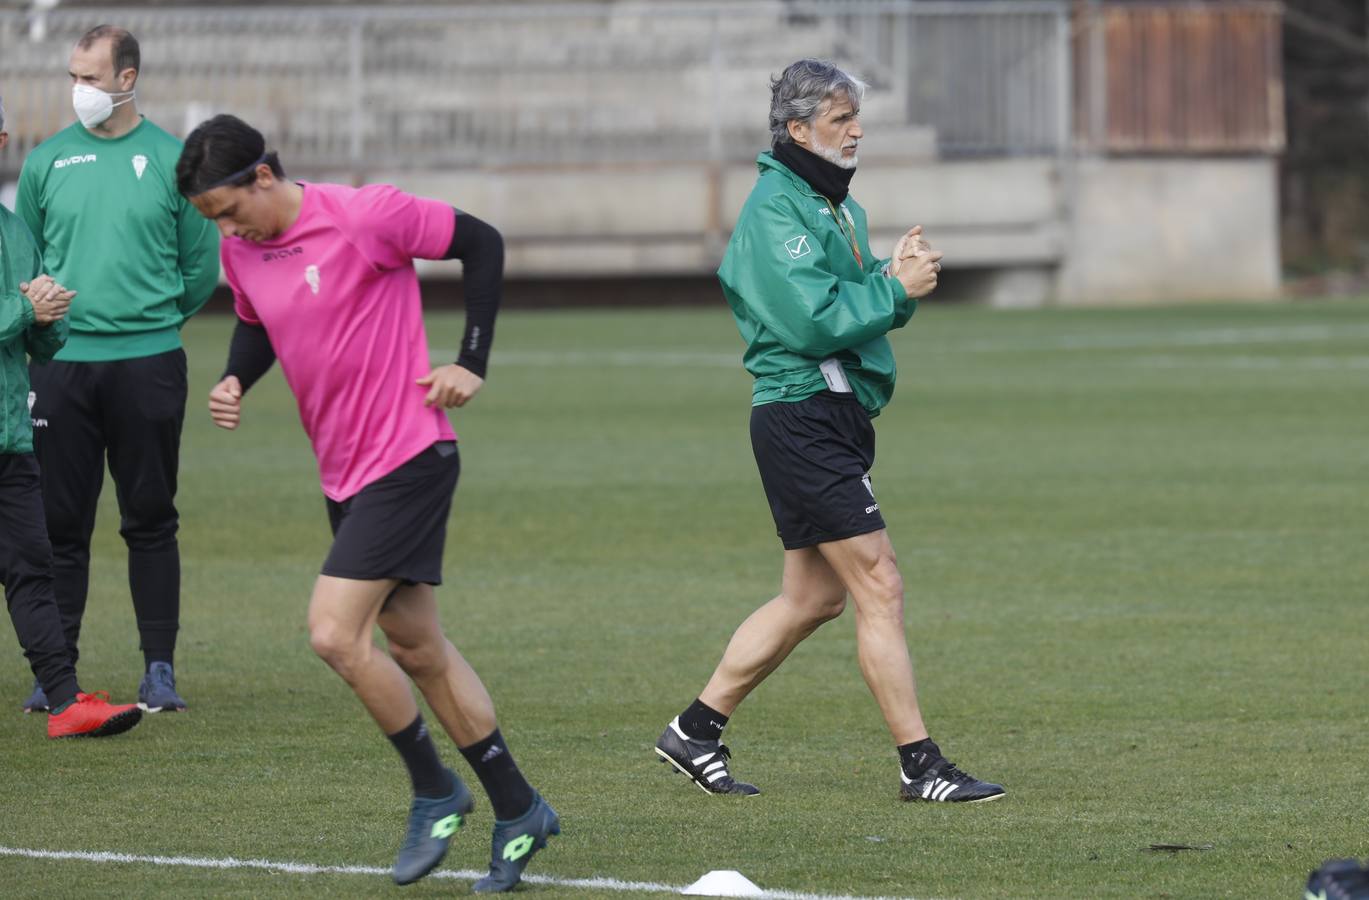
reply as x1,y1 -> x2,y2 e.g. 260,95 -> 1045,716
1,299 -> 1366,899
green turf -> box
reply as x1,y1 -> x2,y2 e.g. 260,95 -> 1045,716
2,300 -> 1366,899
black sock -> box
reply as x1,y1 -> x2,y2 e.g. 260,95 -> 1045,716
460,728 -> 535,821
386,715 -> 454,798
678,698 -> 728,742
898,738 -> 942,775
144,650 -> 173,670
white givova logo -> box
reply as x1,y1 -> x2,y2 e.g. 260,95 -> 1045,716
305,265 -> 321,295
29,391 -> 48,429
132,154 -> 148,180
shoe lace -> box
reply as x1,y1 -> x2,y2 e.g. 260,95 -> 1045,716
151,666 -> 175,688
938,761 -> 973,784
78,690 -> 110,704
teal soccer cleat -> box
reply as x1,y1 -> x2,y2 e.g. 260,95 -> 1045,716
392,772 -> 474,885
471,792 -> 560,893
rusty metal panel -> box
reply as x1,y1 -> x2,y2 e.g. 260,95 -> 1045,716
1076,3 -> 1284,154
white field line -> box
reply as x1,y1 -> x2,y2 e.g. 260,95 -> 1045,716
434,323 -> 1369,368
0,846 -> 922,900
1124,354 -> 1369,370
946,323 -> 1369,353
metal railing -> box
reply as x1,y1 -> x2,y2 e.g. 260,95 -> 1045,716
0,1 -> 1279,181
0,2 -> 1073,177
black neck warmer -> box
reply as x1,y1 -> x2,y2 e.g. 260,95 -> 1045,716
771,139 -> 856,205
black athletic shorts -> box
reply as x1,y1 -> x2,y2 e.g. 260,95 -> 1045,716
321,441 -> 460,584
750,391 -> 886,550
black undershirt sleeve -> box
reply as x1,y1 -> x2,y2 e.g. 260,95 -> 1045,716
443,208 -> 503,379
221,319 -> 276,393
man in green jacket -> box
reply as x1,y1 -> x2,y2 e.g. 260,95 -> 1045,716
656,59 -> 1005,803
15,25 -> 219,714
1,105 -> 143,739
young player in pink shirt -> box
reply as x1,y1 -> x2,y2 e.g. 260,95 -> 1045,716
176,115 -> 556,892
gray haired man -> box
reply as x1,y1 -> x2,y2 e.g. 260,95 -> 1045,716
654,60 -> 1004,804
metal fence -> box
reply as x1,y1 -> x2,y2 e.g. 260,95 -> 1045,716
0,1 -> 1075,178
0,1 -> 1281,181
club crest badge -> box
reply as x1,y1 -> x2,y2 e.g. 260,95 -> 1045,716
132,154 -> 148,180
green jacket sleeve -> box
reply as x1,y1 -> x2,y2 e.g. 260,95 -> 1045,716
15,160 -> 46,259
26,315 -> 69,363
0,287 -> 36,344
722,196 -> 912,358
175,194 -> 220,321
2,218 -> 39,343
4,232 -> 67,361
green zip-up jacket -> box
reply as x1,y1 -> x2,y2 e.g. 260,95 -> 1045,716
718,151 -> 915,416
16,118 -> 219,362
1,206 -> 67,454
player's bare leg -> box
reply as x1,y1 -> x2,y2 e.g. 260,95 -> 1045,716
307,574 -> 416,731
378,583 -> 496,745
380,583 -> 557,892
814,529 -> 927,744
819,529 -> 1004,803
656,547 -> 846,794
699,546 -> 848,715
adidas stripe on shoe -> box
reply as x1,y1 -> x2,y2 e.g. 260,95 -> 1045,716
654,717 -> 759,796
899,757 -> 1005,804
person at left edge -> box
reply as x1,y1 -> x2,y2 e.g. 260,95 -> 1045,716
14,25 -> 219,715
2,94 -> 143,740
177,113 -> 557,892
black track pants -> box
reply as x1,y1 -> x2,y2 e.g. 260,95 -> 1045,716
0,453 -> 79,707
28,349 -> 186,666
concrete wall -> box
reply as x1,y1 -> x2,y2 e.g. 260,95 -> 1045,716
380,155 -> 1067,283
1055,157 -> 1281,305
384,153 -> 1279,306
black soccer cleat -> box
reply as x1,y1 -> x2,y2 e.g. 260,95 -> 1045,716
654,717 -> 759,796
899,753 -> 1005,803
1306,858 -> 1369,900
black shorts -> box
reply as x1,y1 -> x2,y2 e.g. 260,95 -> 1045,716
750,391 -> 886,550
321,441 -> 460,584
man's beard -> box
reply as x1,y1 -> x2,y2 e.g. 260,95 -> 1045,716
810,132 -> 858,170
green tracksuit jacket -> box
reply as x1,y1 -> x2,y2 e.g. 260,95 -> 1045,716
0,206 -> 67,454
718,151 -> 916,416
16,118 -> 219,362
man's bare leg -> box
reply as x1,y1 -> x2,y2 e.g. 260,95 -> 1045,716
380,583 -> 539,825
698,546 -> 848,714
307,574 -> 416,732
656,546 -> 846,794
815,529 -> 927,745
819,529 -> 1005,802
378,583 -> 496,746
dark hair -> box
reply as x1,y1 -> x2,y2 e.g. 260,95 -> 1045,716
177,114 -> 285,197
78,25 -> 140,78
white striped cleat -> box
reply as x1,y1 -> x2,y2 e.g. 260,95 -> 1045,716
899,754 -> 1005,804
654,717 -> 760,796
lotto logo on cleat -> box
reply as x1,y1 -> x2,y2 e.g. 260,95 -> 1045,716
430,813 -> 462,839
502,833 -> 535,862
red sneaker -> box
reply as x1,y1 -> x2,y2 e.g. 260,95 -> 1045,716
47,691 -> 143,739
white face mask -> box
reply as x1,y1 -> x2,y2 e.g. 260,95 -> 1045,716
72,83 -> 135,129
